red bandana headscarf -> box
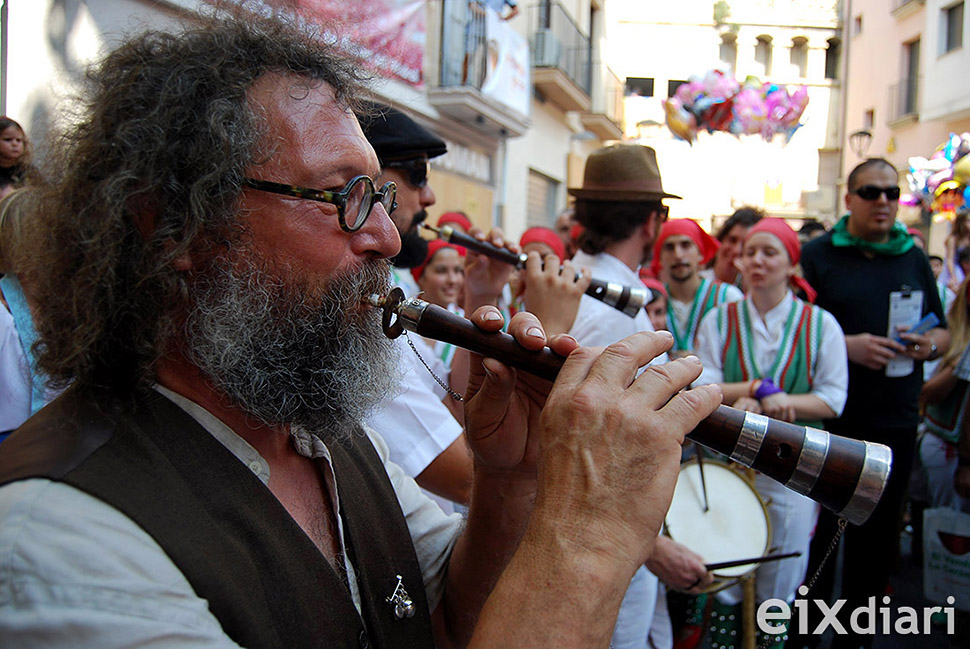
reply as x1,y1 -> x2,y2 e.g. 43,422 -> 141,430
412,239 -> 466,282
437,212 -> 473,231
637,271 -> 668,303
520,226 -> 566,262
744,218 -> 817,303
649,219 -> 719,277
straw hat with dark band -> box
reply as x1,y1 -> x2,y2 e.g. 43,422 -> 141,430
568,144 -> 681,202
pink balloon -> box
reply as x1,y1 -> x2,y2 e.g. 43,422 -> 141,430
927,169 -> 953,193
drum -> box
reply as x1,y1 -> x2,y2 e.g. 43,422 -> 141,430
665,458 -> 771,592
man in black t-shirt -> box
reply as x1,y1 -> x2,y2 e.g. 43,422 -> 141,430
798,158 -> 949,649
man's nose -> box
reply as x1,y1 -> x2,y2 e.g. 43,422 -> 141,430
420,183 -> 436,208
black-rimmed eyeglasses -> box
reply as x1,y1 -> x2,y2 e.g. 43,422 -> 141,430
242,175 -> 398,232
384,158 -> 429,188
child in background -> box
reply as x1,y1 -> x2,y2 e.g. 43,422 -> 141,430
0,118 -> 33,192
639,273 -> 669,332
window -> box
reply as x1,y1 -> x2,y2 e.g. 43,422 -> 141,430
943,2 -> 964,54
790,37 -> 808,78
825,38 -> 841,79
853,15 -> 863,36
902,39 -> 920,115
864,109 -> 875,130
754,36 -> 773,77
719,34 -> 738,73
527,169 -> 559,228
667,79 -> 688,98
625,77 -> 654,97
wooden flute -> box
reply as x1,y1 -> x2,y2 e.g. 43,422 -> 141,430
422,223 -> 651,318
368,289 -> 892,526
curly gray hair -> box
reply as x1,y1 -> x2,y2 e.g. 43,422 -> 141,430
27,6 -> 369,391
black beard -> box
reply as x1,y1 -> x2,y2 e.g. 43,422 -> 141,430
392,228 -> 429,269
183,253 -> 399,438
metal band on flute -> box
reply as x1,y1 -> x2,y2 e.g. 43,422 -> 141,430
367,290 -> 892,526
423,223 -> 650,318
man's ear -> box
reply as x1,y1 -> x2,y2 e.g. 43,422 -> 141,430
643,211 -> 660,243
130,198 -> 193,271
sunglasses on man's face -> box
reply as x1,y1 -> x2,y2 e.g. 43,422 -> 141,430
852,185 -> 901,201
384,158 -> 429,189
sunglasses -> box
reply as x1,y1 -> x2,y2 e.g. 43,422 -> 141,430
384,158 -> 429,188
852,185 -> 901,201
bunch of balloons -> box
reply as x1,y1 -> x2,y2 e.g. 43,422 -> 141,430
905,133 -> 970,212
663,69 -> 809,145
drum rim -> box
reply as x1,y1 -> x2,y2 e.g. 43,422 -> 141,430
664,457 -> 772,590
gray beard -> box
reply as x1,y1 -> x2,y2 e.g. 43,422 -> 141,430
183,254 -> 399,440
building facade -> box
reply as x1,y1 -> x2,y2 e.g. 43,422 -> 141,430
841,0 -> 970,254
0,0 -> 625,242
610,0 -> 843,232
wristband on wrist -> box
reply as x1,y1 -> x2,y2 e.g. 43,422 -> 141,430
749,379 -> 761,397
754,377 -> 784,401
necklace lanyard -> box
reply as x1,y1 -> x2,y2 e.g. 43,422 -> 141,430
667,278 -> 715,351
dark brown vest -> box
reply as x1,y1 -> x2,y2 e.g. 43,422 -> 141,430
0,387 -> 436,649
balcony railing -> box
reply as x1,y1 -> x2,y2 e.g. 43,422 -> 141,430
437,0 -> 490,90
888,76 -> 919,122
529,1 -> 590,95
430,0 -> 531,137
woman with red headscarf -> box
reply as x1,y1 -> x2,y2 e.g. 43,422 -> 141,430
682,218 -> 849,649
508,227 -> 590,335
412,240 -> 466,369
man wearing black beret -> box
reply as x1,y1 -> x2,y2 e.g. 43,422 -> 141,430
359,104 -> 447,277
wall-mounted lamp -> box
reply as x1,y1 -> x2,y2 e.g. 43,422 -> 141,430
849,129 -> 873,158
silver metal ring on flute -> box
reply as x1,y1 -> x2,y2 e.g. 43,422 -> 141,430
730,411 -> 769,467
839,442 -> 893,525
914,344 -> 920,352
785,426 -> 829,496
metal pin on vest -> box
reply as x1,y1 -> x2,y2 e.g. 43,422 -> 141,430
387,574 -> 415,619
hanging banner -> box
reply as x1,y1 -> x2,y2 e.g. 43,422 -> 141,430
480,7 -> 530,118
226,0 -> 427,87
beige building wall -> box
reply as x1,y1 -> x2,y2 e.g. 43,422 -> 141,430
610,0 -> 842,231
3,0 -> 198,157
842,0 -> 970,255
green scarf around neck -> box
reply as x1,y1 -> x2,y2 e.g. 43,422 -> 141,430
830,214 -> 914,256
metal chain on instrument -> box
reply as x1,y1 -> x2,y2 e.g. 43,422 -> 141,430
802,515 -> 847,593
403,330 -> 464,402
755,516 -> 848,649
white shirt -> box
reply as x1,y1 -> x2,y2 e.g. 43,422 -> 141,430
0,388 -> 463,648
367,272 -> 467,513
567,250 -> 668,649
0,304 -> 30,431
694,291 -> 849,416
569,251 -> 667,366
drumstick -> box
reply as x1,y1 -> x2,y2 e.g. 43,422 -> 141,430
705,551 -> 801,572
695,445 -> 709,513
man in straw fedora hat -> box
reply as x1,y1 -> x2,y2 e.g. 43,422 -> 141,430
566,144 -> 714,649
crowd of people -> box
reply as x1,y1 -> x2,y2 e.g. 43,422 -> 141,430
0,6 -> 968,649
